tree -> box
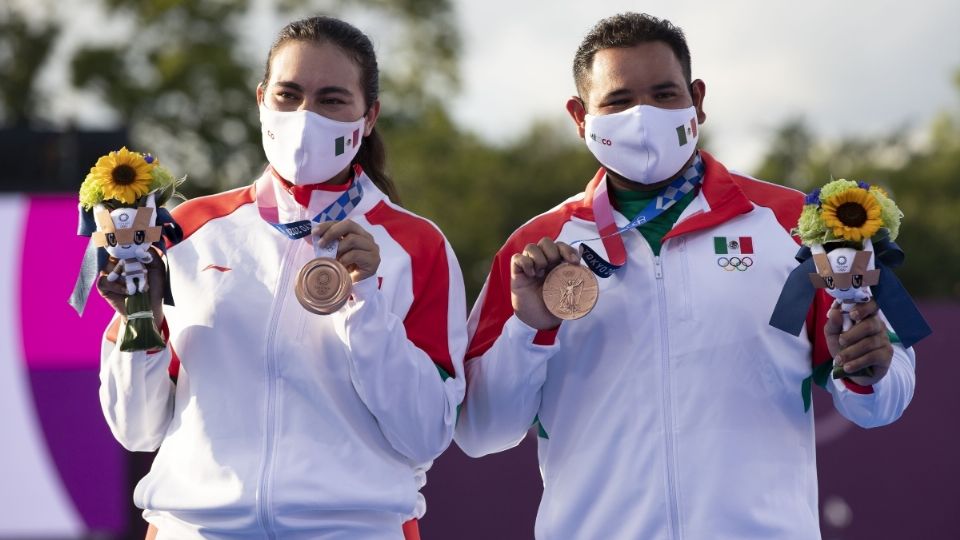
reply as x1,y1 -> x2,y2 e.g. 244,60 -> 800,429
0,5 -> 59,126
752,70 -> 960,299
0,0 -> 460,192
381,105 -> 597,298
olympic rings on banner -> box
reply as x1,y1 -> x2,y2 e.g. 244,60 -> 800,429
716,256 -> 753,272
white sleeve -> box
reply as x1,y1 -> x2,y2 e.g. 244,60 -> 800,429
454,314 -> 559,458
334,242 -> 467,464
827,343 -> 916,428
98,317 -> 175,451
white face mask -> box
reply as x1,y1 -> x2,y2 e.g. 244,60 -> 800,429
584,104 -> 699,185
259,103 -> 365,185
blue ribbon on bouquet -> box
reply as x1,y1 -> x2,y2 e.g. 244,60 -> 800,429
768,230 -> 932,348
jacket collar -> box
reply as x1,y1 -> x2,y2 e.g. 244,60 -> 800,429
575,150 -> 754,238
256,164 -> 384,225
270,165 -> 355,208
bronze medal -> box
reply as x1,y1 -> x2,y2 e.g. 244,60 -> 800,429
542,263 -> 599,320
295,257 -> 352,315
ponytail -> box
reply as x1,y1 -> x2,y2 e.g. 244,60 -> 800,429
356,127 -> 400,204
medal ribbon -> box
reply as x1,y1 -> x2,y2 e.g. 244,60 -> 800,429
256,170 -> 364,258
575,155 -> 705,277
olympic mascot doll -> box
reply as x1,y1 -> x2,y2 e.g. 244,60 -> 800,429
770,179 -> 931,389
69,147 -> 183,352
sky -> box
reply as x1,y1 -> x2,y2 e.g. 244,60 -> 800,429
447,0 -> 960,171
17,0 -> 960,174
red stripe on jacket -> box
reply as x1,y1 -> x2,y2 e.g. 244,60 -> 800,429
365,201 -> 456,376
466,200 -> 583,360
169,184 -> 257,246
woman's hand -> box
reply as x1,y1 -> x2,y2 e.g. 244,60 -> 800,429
95,247 -> 166,324
313,220 -> 381,283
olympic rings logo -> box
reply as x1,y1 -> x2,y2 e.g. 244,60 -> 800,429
717,256 -> 753,271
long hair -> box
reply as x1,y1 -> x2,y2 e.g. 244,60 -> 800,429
262,16 -> 400,204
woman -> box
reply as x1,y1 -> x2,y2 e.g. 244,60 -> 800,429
97,16 -> 466,539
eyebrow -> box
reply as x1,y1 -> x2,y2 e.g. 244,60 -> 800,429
273,80 -> 354,97
598,81 -> 684,104
651,81 -> 682,91
599,88 -> 633,102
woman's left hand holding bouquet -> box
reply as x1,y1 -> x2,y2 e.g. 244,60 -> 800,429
96,247 -> 167,328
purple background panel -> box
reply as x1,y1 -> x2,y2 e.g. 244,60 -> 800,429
27,368 -> 129,535
815,301 -> 960,540
21,195 -> 114,370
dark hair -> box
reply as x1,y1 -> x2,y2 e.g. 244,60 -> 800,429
262,16 -> 400,204
573,13 -> 692,99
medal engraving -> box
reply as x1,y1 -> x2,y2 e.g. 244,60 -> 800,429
295,257 -> 352,315
542,263 -> 599,320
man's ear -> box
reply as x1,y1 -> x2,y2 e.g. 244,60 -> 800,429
691,79 -> 707,125
565,96 -> 587,139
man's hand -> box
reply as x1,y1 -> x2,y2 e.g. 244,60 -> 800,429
510,237 -> 580,330
95,248 -> 166,325
824,299 -> 894,386
313,220 -> 381,283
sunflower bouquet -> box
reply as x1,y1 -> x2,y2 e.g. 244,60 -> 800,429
795,179 -> 901,247
770,178 -> 930,387
70,147 -> 184,352
792,179 -> 902,378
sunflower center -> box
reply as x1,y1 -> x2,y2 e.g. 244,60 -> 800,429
112,164 -> 138,185
835,202 -> 867,227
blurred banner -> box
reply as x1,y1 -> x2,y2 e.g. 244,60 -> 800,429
0,194 -> 125,538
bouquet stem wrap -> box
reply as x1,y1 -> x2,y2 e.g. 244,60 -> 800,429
120,291 -> 165,352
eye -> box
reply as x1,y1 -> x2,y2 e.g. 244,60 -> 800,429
654,91 -> 678,100
851,275 -> 863,288
106,233 -> 117,247
134,230 -> 146,244
824,276 -> 835,289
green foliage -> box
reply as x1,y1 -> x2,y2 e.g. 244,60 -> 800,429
0,7 -> 59,125
68,0 -> 265,191
753,72 -> 960,299
0,0 -> 461,192
382,106 -> 596,298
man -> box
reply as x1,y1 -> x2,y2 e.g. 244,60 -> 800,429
455,13 -> 916,539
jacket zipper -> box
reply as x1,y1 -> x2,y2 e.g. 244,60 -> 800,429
255,227 -> 299,539
655,254 -> 681,539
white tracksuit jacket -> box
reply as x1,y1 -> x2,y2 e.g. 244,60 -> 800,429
99,168 -> 466,539
455,151 -> 916,540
